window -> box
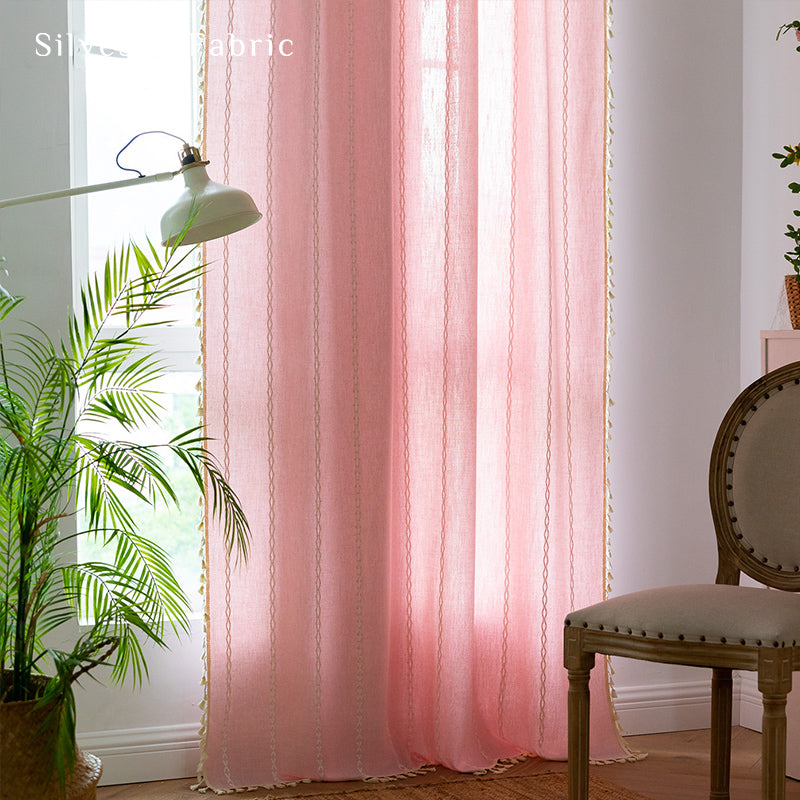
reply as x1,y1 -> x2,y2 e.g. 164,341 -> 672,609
71,0 -> 204,613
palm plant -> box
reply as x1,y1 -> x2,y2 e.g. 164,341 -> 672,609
0,237 -> 248,784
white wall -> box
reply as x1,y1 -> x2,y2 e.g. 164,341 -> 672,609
608,0 -> 800,737
608,0 -> 743,732
0,0 -> 73,324
741,0 -> 800,382
736,0 -> 800,735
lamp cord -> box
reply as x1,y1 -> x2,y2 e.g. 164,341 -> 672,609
115,130 -> 188,178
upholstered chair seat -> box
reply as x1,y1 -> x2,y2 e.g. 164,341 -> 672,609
567,584 -> 800,648
564,362 -> 800,800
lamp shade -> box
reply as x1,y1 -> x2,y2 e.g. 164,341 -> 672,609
160,162 -> 262,246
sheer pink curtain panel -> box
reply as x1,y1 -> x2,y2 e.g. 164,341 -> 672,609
199,0 -> 623,790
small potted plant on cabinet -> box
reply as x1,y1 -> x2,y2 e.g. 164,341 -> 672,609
0,238 -> 249,799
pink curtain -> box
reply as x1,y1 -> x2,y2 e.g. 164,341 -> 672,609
200,0 -> 623,790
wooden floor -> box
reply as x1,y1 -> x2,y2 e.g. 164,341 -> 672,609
97,727 -> 800,800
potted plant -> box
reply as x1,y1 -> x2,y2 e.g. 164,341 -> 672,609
0,238 -> 249,798
773,21 -> 800,328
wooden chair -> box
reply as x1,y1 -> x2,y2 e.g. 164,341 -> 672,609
564,361 -> 800,800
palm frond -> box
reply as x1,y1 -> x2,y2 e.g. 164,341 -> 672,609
169,427 -> 250,562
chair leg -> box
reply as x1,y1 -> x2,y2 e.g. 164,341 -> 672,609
564,627 -> 595,800
758,649 -> 793,800
762,691 -> 788,800
710,668 -> 732,800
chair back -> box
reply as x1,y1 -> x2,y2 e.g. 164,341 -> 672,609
710,360 -> 800,590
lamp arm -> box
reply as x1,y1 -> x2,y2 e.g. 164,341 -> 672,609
0,170 -> 178,209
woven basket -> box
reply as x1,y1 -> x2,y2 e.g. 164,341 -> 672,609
786,275 -> 800,330
0,674 -> 102,800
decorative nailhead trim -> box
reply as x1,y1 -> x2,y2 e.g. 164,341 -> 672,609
563,619 -> 793,648
723,383 -> 800,573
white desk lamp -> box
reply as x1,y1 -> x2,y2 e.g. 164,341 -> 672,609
0,136 -> 262,247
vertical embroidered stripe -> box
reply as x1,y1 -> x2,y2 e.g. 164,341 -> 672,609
436,1 -> 454,759
347,0 -> 365,777
220,0 -> 234,786
266,0 -> 278,784
540,0 -> 559,741
312,0 -> 324,780
604,0 -> 614,604
498,0 -> 519,737
540,0 -> 571,747
539,316 -> 552,747
196,0 -> 210,783
562,0 -> 575,613
397,0 -> 415,753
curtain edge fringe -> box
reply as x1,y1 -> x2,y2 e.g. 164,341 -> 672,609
601,0 -> 646,768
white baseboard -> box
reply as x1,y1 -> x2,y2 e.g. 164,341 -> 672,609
76,678 -> 767,786
77,723 -> 200,786
613,678 -> 736,736
79,682 -> 726,785
738,671 -> 762,732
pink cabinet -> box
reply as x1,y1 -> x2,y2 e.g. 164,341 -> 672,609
760,329 -> 800,373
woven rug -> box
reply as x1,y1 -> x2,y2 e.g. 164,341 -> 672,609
244,773 -> 650,800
